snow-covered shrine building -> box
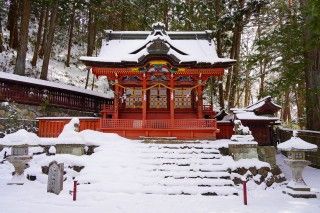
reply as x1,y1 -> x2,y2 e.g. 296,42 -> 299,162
79,23 -> 235,140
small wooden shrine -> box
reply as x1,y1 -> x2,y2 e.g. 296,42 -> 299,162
231,96 -> 282,145
79,23 -> 235,139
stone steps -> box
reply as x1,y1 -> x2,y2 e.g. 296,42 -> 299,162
136,142 -> 237,196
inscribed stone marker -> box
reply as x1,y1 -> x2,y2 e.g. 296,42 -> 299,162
47,161 -> 64,195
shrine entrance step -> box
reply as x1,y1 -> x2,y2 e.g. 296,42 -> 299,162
141,137 -> 202,144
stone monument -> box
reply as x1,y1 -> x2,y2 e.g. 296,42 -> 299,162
7,145 -> 32,185
278,131 -> 318,198
47,161 -> 64,195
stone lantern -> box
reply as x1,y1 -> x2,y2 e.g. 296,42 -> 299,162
1,129 -> 40,185
277,131 -> 318,198
7,145 -> 32,185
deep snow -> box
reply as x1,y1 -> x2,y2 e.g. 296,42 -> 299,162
0,130 -> 319,213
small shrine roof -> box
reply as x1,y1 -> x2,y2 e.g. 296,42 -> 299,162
80,23 -> 235,68
231,96 -> 281,121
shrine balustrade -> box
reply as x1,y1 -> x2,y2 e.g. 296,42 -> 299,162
100,119 -> 217,130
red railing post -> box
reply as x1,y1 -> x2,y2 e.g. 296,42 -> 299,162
243,180 -> 247,205
73,180 -> 77,201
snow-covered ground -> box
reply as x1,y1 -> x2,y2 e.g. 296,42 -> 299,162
0,129 -> 319,213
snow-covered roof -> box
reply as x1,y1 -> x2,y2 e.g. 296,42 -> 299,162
80,23 -> 235,67
234,111 -> 279,121
231,96 -> 281,121
246,96 -> 281,111
277,134 -> 318,152
0,72 -> 111,99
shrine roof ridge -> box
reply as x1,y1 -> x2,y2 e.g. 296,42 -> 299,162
104,30 -> 213,40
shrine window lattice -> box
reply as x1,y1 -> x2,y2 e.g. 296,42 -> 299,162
174,88 -> 192,109
125,87 -> 142,108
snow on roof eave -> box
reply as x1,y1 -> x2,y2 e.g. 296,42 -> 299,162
246,96 -> 282,111
245,96 -> 271,110
0,72 -> 111,99
80,55 -> 235,68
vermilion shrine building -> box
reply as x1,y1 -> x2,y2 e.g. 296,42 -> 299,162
78,23 -> 235,139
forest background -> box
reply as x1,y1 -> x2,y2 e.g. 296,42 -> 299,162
0,0 -> 319,131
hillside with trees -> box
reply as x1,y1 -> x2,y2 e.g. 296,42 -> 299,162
0,0 -> 319,131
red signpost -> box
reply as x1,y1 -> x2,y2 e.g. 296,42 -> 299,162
243,180 -> 247,205
73,180 -> 77,201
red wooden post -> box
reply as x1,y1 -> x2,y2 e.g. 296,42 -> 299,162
142,73 -> 147,128
114,77 -> 119,119
73,180 -> 77,201
197,79 -> 203,119
243,180 -> 247,205
170,74 -> 174,128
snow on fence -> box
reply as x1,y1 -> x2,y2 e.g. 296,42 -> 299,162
277,127 -> 320,168
0,72 -> 113,112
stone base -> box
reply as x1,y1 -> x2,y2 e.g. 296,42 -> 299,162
258,146 -> 277,168
283,187 -> 317,198
7,175 -> 26,185
55,144 -> 84,156
229,143 -> 258,161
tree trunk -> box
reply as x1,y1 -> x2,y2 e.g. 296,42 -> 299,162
258,60 -> 267,99
85,68 -> 91,89
162,0 -> 169,30
215,0 -> 225,109
40,2 -> 58,80
87,7 -> 95,57
302,0 -> 320,131
305,47 -> 320,130
14,0 -> 31,76
244,69 -> 251,107
228,23 -> 243,108
0,11 -> 4,52
295,84 -> 305,129
224,31 -> 237,101
31,8 -> 45,67
66,3 -> 76,67
85,6 -> 96,88
39,7 -> 49,59
282,91 -> 292,124
7,0 -> 19,49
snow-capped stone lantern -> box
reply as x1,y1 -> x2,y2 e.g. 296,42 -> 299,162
277,131 -> 318,198
1,130 -> 40,185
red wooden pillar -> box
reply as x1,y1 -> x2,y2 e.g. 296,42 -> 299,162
170,74 -> 175,127
114,78 -> 119,119
197,79 -> 203,119
142,73 -> 147,127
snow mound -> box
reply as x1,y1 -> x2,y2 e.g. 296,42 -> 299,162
0,129 -> 41,146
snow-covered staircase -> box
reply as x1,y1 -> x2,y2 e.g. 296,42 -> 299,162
78,139 -> 238,197
135,141 -> 238,196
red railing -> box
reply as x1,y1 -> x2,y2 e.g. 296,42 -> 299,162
100,119 -> 217,130
0,76 -> 113,112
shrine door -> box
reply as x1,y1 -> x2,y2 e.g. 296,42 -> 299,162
149,87 -> 168,109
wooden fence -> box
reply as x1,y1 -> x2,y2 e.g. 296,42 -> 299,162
0,74 -> 113,113
277,127 -> 320,168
